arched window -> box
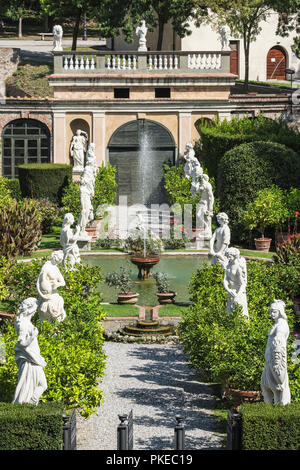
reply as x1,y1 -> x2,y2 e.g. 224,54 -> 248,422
2,119 -> 50,178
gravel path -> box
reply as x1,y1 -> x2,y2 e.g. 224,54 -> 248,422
76,342 -> 225,451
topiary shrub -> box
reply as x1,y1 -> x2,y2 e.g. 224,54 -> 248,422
178,261 -> 299,397
0,402 -> 64,450
18,163 -> 72,205
0,199 -> 42,259
240,402 -> 300,450
198,115 -> 300,179
217,141 -> 300,242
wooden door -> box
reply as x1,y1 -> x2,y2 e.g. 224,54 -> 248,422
230,41 -> 239,76
267,46 -> 286,80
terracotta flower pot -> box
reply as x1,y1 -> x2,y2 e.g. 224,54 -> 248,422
117,292 -> 139,305
254,237 -> 272,252
85,226 -> 97,242
156,291 -> 177,305
224,386 -> 261,405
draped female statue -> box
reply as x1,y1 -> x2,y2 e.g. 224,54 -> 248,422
12,297 -> 47,405
261,300 -> 291,405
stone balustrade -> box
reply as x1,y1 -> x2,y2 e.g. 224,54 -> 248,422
53,50 -> 231,75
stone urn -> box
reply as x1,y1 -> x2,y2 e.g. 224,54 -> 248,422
254,237 -> 272,252
130,255 -> 160,279
156,291 -> 177,305
117,292 -> 139,305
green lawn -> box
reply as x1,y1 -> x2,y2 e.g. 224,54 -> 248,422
158,303 -> 190,317
101,304 -> 140,317
6,61 -> 54,99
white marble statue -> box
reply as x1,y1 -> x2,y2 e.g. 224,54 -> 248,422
196,174 -> 214,239
60,213 -> 81,270
70,129 -> 88,172
220,25 -> 231,51
261,300 -> 291,405
183,143 -> 203,195
136,20 -> 148,51
223,247 -> 249,319
12,298 -> 47,405
209,212 -> 231,267
37,251 -> 66,322
78,172 -> 94,236
85,142 -> 97,179
52,24 -> 63,52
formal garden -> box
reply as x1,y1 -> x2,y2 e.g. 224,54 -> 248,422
0,114 -> 299,450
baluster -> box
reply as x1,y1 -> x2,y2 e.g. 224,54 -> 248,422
117,55 -> 121,69
149,55 -> 153,70
128,55 -> 132,70
91,57 -> 95,69
200,54 -> 205,69
74,56 -> 79,70
206,54 -> 211,69
85,57 -> 90,70
63,56 -> 68,70
196,54 -> 201,69
80,56 -> 85,69
216,53 -> 221,69
174,55 -> 178,69
133,55 -> 137,70
122,55 -> 126,70
69,56 -> 74,70
159,55 -> 163,70
164,55 -> 168,69
112,55 -> 116,70
169,55 -> 173,70
107,55 -> 111,69
211,54 -> 216,70
153,55 -> 158,70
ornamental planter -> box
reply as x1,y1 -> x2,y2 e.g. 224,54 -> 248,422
224,386 -> 261,406
156,291 -> 177,305
85,226 -> 97,242
117,292 -> 139,305
254,237 -> 272,252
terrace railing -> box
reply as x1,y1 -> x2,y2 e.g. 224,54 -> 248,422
53,50 -> 231,75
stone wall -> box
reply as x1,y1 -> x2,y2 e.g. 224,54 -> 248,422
0,48 -> 20,81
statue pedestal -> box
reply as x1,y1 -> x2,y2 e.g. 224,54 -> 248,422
77,233 -> 92,251
72,169 -> 83,183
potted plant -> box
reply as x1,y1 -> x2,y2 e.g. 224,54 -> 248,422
244,186 -> 288,252
105,267 -> 139,304
124,228 -> 164,279
275,188 -> 300,244
153,272 -> 177,304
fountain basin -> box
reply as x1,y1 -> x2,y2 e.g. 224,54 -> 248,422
130,255 -> 160,279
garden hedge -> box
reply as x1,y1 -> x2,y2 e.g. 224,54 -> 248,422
18,163 -> 72,205
0,402 -> 64,450
197,115 -> 300,179
240,402 -> 300,450
217,141 -> 300,242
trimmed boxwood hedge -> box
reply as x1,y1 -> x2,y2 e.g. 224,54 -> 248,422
217,141 -> 300,242
197,115 -> 300,179
18,163 -> 72,205
241,402 -> 300,450
0,402 -> 64,450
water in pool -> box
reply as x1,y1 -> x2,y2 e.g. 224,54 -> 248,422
82,255 -> 209,306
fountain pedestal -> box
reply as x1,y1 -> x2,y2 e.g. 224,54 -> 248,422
130,255 -> 160,279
